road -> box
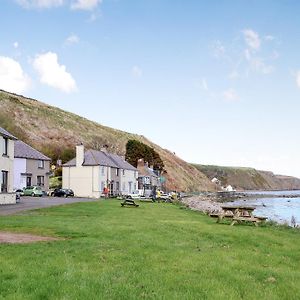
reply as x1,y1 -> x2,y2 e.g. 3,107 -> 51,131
0,196 -> 99,216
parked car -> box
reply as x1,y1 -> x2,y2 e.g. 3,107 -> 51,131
23,186 -> 43,197
126,190 -> 143,199
51,188 -> 74,197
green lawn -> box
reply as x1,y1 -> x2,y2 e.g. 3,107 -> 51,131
0,200 -> 299,300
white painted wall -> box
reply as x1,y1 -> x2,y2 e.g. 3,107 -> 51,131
0,193 -> 16,204
0,136 -> 15,204
120,169 -> 138,194
13,158 -> 26,190
63,165 -> 102,198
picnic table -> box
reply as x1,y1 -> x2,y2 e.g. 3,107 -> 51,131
214,205 -> 267,226
121,199 -> 139,207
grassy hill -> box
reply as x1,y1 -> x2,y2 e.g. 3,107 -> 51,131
0,90 -> 216,192
193,164 -> 300,191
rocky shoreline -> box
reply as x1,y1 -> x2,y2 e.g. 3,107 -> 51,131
181,195 -> 223,215
181,191 -> 300,215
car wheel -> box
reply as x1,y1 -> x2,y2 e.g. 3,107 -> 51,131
31,193 -> 35,197
64,194 -> 67,198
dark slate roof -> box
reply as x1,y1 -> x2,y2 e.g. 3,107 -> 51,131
64,149 -> 137,171
14,140 -> 51,161
0,127 -> 17,140
108,153 -> 137,171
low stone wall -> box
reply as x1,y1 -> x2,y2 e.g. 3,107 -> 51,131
0,193 -> 16,205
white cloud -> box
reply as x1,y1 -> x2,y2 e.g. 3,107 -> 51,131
223,88 -> 239,102
71,0 -> 101,10
250,57 -> 274,74
13,42 -> 19,49
65,34 -> 80,45
33,52 -> 77,93
15,0 -> 64,9
296,72 -> 300,89
242,29 -> 261,51
131,66 -> 143,78
0,56 -> 31,94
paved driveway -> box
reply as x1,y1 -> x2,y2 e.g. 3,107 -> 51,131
0,196 -> 99,216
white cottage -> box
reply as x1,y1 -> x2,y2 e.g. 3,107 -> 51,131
0,127 -> 17,204
62,145 -> 138,198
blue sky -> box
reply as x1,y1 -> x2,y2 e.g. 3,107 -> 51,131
1,0 -> 300,177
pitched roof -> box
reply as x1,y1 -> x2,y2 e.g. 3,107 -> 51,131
108,153 -> 137,171
0,127 -> 17,140
14,140 -> 51,161
137,165 -> 159,178
63,149 -> 137,171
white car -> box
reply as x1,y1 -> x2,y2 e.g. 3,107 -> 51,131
126,191 -> 144,200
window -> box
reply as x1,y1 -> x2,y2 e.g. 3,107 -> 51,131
3,138 -> 8,156
116,181 -> 119,191
38,160 -> 44,169
122,182 -> 125,191
37,176 -> 44,187
101,166 -> 105,175
122,169 -> 125,176
1,171 -> 8,193
116,169 -> 119,176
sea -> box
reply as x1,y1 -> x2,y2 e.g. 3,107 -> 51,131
230,190 -> 300,226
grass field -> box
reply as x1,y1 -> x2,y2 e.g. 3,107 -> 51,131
0,200 -> 299,299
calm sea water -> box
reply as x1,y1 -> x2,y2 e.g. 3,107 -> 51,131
231,190 -> 300,226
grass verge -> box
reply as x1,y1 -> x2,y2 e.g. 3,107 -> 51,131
0,200 -> 299,299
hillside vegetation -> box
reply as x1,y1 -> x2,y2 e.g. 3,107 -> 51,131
193,164 -> 300,191
0,90 -> 216,192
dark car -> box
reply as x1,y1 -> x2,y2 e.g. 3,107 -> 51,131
51,188 -> 74,197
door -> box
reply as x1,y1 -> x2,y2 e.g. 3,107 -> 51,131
26,176 -> 32,187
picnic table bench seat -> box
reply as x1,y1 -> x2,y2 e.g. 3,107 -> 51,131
210,213 -> 233,219
121,199 -> 139,207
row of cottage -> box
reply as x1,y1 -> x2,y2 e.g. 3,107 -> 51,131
0,127 -> 160,204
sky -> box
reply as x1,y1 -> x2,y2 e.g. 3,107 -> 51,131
1,0 -> 300,177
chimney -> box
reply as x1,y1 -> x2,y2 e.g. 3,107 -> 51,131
76,144 -> 84,167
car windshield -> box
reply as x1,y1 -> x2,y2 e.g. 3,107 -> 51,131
35,187 -> 42,190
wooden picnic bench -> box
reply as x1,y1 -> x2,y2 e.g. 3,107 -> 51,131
213,205 -> 267,226
121,199 -> 139,207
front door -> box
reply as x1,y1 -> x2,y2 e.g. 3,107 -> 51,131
109,183 -> 114,196
26,176 -> 32,187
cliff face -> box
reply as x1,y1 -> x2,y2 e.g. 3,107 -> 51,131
0,90 -> 216,192
193,164 -> 300,191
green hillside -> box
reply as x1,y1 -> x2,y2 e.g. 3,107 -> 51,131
0,90 -> 216,192
193,164 -> 300,191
